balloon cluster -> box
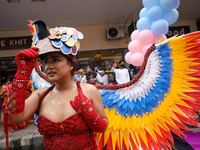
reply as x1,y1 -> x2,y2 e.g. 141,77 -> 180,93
125,0 -> 180,66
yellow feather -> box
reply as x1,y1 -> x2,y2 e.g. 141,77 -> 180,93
104,128 -> 111,145
124,129 -> 130,149
113,114 -> 122,130
129,130 -> 139,149
111,128 -> 117,149
138,128 -> 148,148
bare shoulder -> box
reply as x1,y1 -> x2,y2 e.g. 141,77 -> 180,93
80,83 -> 100,100
34,87 -> 50,98
80,83 -> 98,94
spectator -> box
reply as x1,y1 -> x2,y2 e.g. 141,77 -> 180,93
132,66 -> 140,76
86,64 -> 103,85
74,66 -> 87,83
86,72 -> 97,85
129,64 -> 134,80
106,61 -> 117,85
99,69 -> 109,85
114,60 -> 130,84
0,75 -> 14,104
110,61 -> 118,70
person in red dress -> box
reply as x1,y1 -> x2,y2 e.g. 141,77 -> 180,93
0,75 -> 13,104
1,20 -> 108,150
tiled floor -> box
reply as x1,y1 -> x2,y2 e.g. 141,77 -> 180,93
0,123 -> 39,139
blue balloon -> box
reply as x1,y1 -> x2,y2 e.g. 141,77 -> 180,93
174,0 -> 180,9
147,6 -> 163,21
160,0 -> 180,11
139,7 -> 148,18
151,19 -> 169,35
163,9 -> 179,25
142,0 -> 159,8
136,17 -> 151,31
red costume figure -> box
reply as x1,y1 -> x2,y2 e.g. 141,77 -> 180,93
1,20 -> 108,150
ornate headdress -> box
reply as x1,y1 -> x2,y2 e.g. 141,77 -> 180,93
29,20 -> 84,58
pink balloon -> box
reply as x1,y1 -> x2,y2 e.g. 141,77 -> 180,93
128,40 -> 143,53
153,34 -> 167,43
125,52 -> 132,64
131,30 -> 140,40
138,29 -> 154,45
130,52 -> 144,66
142,43 -> 153,55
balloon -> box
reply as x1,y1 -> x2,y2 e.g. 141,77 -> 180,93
174,0 -> 180,9
131,30 -> 140,40
160,0 -> 180,11
147,6 -> 163,21
128,40 -> 143,53
142,43 -> 153,55
125,52 -> 132,64
138,29 -> 154,45
130,52 -> 144,66
142,0 -> 160,8
139,7 -> 148,18
163,9 -> 179,25
136,17 -> 151,31
153,34 -> 167,43
151,19 -> 169,35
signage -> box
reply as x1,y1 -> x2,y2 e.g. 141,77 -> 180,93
166,26 -> 190,38
0,36 -> 32,50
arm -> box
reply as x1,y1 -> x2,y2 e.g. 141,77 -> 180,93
87,84 -> 108,123
96,74 -> 104,85
114,69 -> 120,84
1,89 -> 42,125
0,88 -> 6,97
1,47 -> 39,128
70,83 -> 108,132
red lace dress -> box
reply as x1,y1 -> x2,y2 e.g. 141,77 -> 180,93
36,82 -> 99,150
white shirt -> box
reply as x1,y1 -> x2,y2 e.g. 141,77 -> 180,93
114,68 -> 130,84
74,74 -> 87,83
96,73 -> 103,83
101,74 -> 109,85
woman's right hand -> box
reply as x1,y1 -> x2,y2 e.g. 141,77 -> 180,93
15,47 -> 39,73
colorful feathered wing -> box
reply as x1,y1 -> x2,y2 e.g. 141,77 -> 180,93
95,32 -> 200,150
30,18 -> 200,150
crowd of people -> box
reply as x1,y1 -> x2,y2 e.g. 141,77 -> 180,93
74,60 -> 141,86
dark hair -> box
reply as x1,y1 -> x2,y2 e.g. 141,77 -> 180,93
119,60 -> 124,65
88,64 -> 95,72
77,66 -> 84,70
111,61 -> 116,66
129,64 -> 134,69
8,75 -> 14,82
86,72 -> 97,85
101,68 -> 106,71
64,54 -> 75,76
